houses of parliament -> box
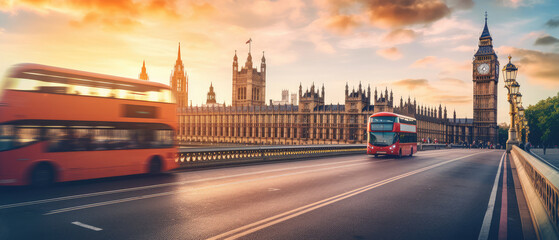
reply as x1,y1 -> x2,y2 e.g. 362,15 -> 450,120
147,16 -> 498,146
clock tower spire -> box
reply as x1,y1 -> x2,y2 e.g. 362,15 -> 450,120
472,12 -> 499,146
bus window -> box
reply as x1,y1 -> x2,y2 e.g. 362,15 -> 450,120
371,116 -> 396,123
0,125 -> 15,151
7,78 -> 41,91
15,127 -> 41,147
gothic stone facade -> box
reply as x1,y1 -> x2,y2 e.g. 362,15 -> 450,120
177,83 -> 474,145
171,43 -> 189,108
232,51 -> 266,107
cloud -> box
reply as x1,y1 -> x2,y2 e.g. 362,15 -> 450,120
534,35 -> 559,46
383,28 -> 418,45
3,0 -> 179,31
393,78 -> 433,90
499,46 -> 559,86
447,0 -> 474,10
320,0 -> 452,31
326,14 -> 360,34
376,47 -> 402,60
362,0 -> 451,28
389,78 -> 472,107
425,94 -> 471,104
411,56 -> 437,68
546,16 -> 559,28
497,0 -> 544,8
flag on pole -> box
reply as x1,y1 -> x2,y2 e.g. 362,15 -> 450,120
246,38 -> 252,44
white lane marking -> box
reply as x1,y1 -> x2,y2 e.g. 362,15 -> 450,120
208,151 -> 490,240
0,157 -> 371,210
267,188 -> 280,192
44,160 -> 391,215
478,152 -> 505,240
529,150 -> 559,171
71,221 -> 102,231
2,149 -> 459,210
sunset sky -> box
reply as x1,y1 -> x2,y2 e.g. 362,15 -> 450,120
1,0 -> 558,124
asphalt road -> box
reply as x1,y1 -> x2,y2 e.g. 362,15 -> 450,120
0,149 -> 524,240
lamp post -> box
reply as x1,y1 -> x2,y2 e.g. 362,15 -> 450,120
503,56 -> 519,152
518,105 -> 524,144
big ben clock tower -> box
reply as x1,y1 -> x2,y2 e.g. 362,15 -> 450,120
473,13 -> 499,145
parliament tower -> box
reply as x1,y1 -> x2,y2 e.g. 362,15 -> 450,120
232,50 -> 266,107
472,13 -> 499,144
171,43 -> 189,108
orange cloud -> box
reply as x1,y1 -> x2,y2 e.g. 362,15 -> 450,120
363,0 -> 451,28
500,46 -> 559,87
5,0 -> 179,31
187,2 -> 216,20
376,47 -> 402,60
393,78 -> 434,90
392,78 -> 471,105
383,28 -> 418,45
321,0 -> 451,32
426,94 -> 471,104
326,14 -> 360,34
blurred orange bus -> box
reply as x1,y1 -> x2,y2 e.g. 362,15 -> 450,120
0,63 -> 178,186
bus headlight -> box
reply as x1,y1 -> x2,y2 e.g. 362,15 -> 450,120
390,145 -> 395,149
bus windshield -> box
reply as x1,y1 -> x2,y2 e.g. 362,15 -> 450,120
370,116 -> 397,131
369,132 -> 398,146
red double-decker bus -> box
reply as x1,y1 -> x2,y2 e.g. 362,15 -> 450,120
0,63 -> 178,186
367,112 -> 417,157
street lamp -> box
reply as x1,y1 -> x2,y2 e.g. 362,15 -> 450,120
503,56 -> 519,152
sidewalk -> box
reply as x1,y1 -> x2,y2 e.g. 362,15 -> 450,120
530,148 -> 559,170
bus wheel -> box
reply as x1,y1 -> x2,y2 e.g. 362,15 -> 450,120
398,149 -> 402,158
30,163 -> 55,187
148,156 -> 163,174
374,154 -> 378,158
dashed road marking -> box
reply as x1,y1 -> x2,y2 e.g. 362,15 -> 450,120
71,221 -> 102,231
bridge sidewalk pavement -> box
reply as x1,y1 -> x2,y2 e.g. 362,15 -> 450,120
530,148 -> 559,170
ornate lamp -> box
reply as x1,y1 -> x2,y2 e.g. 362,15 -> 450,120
516,92 -> 523,105
504,56 -> 518,80
503,55 -> 520,152
511,81 -> 520,96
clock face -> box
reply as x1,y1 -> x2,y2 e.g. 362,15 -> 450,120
477,63 -> 490,74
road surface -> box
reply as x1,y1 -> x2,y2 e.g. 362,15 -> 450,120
0,149 -> 525,240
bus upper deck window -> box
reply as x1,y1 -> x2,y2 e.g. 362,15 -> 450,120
161,89 -> 172,103
7,78 -> 41,91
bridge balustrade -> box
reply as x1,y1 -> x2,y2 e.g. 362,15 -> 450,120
177,145 -> 366,168
511,145 -> 559,239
